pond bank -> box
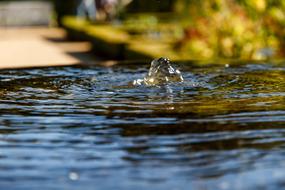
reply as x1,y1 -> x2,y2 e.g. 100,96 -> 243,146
62,16 -> 178,61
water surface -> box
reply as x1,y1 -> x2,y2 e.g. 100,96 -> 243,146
0,60 -> 284,190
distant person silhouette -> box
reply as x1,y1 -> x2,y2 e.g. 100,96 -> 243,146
97,0 -> 132,20
77,0 -> 97,21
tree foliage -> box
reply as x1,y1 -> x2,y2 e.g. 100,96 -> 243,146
175,0 -> 285,59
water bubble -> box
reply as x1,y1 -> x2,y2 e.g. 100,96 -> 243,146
69,172 -> 80,181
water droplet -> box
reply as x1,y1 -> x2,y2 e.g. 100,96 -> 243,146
69,172 -> 79,181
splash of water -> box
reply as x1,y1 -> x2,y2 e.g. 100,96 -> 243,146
133,57 -> 184,86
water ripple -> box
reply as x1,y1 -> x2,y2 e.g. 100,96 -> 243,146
0,61 -> 284,189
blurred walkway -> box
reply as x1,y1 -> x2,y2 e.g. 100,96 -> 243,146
0,27 -> 95,70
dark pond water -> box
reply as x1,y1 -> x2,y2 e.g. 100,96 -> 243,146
0,60 -> 284,190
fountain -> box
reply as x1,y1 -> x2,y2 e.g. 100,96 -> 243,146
133,57 -> 184,86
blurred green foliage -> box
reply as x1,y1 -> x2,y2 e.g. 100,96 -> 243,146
56,0 -> 284,60
175,0 -> 285,60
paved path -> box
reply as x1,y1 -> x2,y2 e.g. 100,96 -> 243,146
0,27 -> 95,69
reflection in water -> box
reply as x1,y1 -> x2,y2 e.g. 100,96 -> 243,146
0,61 -> 285,189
